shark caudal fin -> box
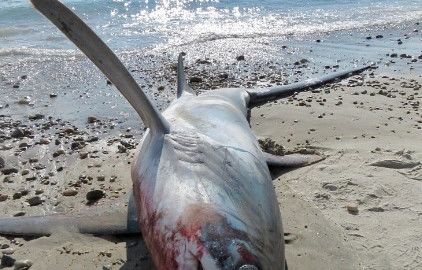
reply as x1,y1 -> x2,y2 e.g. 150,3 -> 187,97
247,64 -> 374,108
177,53 -> 194,98
30,0 -> 169,134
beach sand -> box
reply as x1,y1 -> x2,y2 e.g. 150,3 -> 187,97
1,26 -> 421,269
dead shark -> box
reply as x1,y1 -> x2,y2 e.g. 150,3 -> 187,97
0,0 -> 373,269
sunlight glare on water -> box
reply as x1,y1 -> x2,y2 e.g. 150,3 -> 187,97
0,0 -> 421,51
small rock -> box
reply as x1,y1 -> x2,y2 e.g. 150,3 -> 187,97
53,149 -> 65,157
79,152 -> 88,159
28,114 -> 44,120
0,194 -> 8,202
26,196 -> 43,206
49,93 -> 58,98
0,156 -> 4,169
189,77 -> 202,83
39,138 -> 50,145
1,168 -> 18,175
13,192 -> 22,199
87,116 -> 98,124
13,211 -> 26,217
14,259 -> 33,270
1,254 -> 15,267
17,97 -> 31,105
1,248 -> 15,255
103,265 -> 112,270
62,189 -> 78,197
86,190 -> 105,202
375,35 -> 383,38
157,86 -> 165,91
236,55 -> 245,61
347,204 -> 359,215
11,128 -> 25,138
97,175 -> 105,182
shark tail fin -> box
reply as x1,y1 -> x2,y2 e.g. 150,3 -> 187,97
30,0 -> 169,134
247,64 -> 374,108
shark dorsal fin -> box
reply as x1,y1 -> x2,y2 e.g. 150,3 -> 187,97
177,53 -> 195,98
31,0 -> 169,134
177,53 -> 185,98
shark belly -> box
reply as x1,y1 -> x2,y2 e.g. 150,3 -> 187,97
132,97 -> 285,269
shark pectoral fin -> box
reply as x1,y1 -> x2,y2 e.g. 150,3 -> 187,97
30,0 -> 169,134
264,152 -> 325,168
0,194 -> 140,236
248,64 -> 375,107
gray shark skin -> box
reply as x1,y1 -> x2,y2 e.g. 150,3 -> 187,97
132,89 -> 284,269
0,0 -> 373,269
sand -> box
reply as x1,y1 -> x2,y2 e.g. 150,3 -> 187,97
1,25 -> 421,269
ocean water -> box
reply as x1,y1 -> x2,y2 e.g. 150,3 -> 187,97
1,0 -> 421,54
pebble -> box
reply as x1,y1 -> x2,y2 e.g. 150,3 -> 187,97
1,167 -> 18,175
39,138 -> 50,145
0,194 -> 8,202
236,55 -> 245,61
86,190 -> 105,202
347,204 -> 359,215
11,128 -> 25,138
189,77 -> 202,83
13,192 -> 22,199
17,97 -> 30,105
62,189 -> 78,197
1,255 -> 15,267
13,211 -> 26,217
26,196 -> 43,206
87,116 -> 98,124
1,248 -> 15,255
53,149 -> 65,157
14,259 -> 33,270
28,114 -> 44,120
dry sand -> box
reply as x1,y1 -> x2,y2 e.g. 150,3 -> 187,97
253,73 -> 422,270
